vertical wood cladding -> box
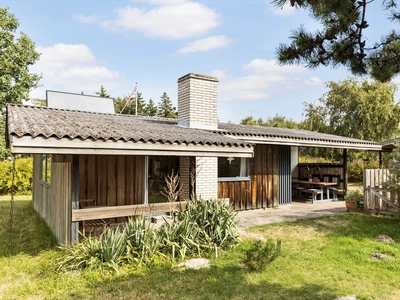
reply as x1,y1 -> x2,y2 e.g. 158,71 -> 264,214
218,145 -> 279,210
79,155 -> 143,207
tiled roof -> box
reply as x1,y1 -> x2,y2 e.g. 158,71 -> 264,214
6,104 -> 251,147
217,123 -> 381,147
7,104 -> 381,150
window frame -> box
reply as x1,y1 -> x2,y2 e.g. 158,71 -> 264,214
39,154 -> 51,186
217,157 -> 250,182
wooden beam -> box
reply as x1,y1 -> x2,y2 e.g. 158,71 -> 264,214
343,149 -> 348,193
71,155 -> 80,242
72,202 -> 187,221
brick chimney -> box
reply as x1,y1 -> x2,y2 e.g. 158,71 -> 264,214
177,73 -> 219,200
177,73 -> 218,130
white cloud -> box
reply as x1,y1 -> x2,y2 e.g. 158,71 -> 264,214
97,1 -> 220,39
177,35 -> 233,54
211,58 -> 322,102
31,44 -> 120,97
72,13 -> 104,24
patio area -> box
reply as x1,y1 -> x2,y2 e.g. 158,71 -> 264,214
236,199 -> 347,230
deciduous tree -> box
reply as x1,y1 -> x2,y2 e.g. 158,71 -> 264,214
0,7 -> 41,112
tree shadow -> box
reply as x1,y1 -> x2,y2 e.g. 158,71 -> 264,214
81,263 -> 346,300
0,199 -> 58,257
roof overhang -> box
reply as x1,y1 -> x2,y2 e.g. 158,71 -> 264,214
9,135 -> 254,157
225,136 -> 382,151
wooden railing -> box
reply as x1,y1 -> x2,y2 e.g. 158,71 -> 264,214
72,201 -> 187,222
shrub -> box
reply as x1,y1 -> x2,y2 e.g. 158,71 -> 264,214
244,239 -> 282,272
57,226 -> 127,271
124,217 -> 162,265
0,157 -> 33,195
58,199 -> 240,270
159,199 -> 240,260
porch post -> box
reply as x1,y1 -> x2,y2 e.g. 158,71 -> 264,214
71,154 -> 79,242
379,151 -> 382,169
343,149 -> 348,193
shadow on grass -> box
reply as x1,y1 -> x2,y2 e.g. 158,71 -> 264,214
82,264 -> 342,300
251,212 -> 400,243
0,199 -> 58,257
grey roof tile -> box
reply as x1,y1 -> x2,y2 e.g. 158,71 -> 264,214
217,123 -> 381,146
7,104 -> 251,147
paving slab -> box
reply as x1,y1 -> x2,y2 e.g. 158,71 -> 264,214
236,199 -> 347,229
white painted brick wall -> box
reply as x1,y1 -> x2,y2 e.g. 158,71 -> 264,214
195,157 -> 218,200
177,73 -> 218,130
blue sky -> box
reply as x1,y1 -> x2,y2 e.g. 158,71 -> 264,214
3,0 -> 397,123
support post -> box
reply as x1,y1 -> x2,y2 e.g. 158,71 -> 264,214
71,155 -> 80,242
343,149 -> 348,194
379,151 -> 382,169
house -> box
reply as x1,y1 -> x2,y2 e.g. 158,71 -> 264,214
6,73 -> 382,245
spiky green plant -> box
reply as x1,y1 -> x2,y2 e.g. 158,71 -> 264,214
123,217 -> 162,266
244,239 -> 282,272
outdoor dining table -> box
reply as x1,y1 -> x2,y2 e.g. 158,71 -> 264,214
292,179 -> 339,203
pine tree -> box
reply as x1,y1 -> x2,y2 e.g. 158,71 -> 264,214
144,98 -> 158,116
157,92 -> 178,118
274,0 -> 400,82
96,85 -> 110,98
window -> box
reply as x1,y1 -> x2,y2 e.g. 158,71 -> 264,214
218,157 -> 249,181
40,154 -> 51,185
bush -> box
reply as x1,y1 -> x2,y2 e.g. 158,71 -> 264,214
57,226 -> 127,271
124,217 -> 162,265
57,199 -> 240,270
159,199 -> 240,260
244,239 -> 282,272
0,157 -> 33,195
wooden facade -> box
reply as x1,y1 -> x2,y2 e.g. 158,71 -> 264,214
33,154 -> 144,244
33,154 -> 72,245
218,145 -> 279,210
78,155 -> 143,207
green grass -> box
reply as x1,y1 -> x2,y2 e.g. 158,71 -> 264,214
1,196 -> 400,299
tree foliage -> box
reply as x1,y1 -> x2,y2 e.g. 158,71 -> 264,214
158,92 -> 177,118
0,7 -> 41,112
95,85 -> 110,98
302,78 -> 400,142
241,114 -> 300,129
274,0 -> 400,81
144,98 -> 158,116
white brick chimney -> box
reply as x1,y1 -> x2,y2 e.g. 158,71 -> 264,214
177,73 -> 218,130
177,73 -> 219,200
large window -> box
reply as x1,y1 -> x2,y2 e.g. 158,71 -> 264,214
40,154 -> 51,185
147,156 -> 179,204
218,157 -> 249,181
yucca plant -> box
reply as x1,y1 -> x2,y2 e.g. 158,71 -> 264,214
123,217 -> 162,265
57,226 -> 127,271
178,199 -> 240,249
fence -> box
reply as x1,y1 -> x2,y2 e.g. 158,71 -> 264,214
363,169 -> 400,217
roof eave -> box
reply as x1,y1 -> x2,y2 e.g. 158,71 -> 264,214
225,136 -> 382,151
9,135 -> 254,157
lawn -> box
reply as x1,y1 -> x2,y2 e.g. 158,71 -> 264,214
1,196 -> 400,299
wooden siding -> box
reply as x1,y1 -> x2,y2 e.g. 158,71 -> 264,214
32,154 -> 72,245
33,154 -> 144,245
218,145 -> 279,210
78,155 -> 143,207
